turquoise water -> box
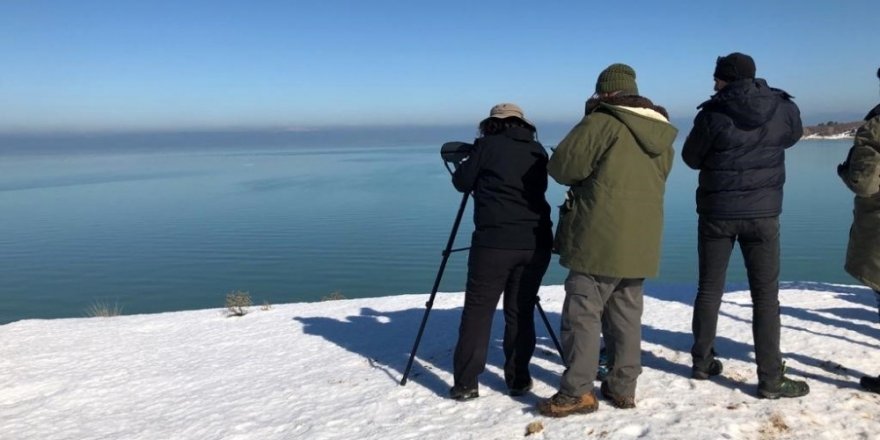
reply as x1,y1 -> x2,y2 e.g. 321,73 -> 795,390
0,139 -> 856,324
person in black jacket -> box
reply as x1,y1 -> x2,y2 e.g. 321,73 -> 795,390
448,103 -> 553,401
681,53 -> 809,399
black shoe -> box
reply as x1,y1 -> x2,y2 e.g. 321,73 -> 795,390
758,376 -> 810,399
600,381 -> 636,409
449,385 -> 479,401
692,359 -> 723,380
508,379 -> 533,397
859,375 -> 880,393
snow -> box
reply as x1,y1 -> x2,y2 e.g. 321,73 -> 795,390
801,132 -> 856,140
1,283 -> 879,439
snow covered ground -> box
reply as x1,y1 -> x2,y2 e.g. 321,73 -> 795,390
1,282 -> 879,439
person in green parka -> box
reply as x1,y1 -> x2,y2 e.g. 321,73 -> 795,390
837,66 -> 880,394
537,64 -> 677,417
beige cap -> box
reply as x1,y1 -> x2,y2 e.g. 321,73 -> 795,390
481,102 -> 535,129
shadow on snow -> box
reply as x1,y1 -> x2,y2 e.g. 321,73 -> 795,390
293,281 -> 878,398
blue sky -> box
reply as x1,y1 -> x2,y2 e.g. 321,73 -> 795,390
1,1 -> 878,133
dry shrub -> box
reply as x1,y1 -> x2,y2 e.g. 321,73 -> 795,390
525,421 -> 544,436
225,290 -> 252,317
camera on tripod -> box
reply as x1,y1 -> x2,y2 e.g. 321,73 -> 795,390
440,141 -> 474,174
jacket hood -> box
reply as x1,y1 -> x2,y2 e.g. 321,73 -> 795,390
699,78 -> 792,129
865,103 -> 880,121
596,99 -> 677,156
500,125 -> 537,142
856,115 -> 880,152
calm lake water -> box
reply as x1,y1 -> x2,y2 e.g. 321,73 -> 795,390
0,138 -> 857,324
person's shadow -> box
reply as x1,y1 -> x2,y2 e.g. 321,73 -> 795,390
294,282 -> 878,398
293,302 -> 565,398
642,281 -> 878,391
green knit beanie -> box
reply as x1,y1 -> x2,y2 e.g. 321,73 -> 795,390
595,63 -> 638,95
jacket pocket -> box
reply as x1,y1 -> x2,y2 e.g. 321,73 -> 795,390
840,145 -> 880,197
552,190 -> 575,254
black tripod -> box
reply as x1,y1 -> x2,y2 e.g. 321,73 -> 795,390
399,143 -> 566,386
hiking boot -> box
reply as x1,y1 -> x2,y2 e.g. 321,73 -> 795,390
758,376 -> 810,399
859,375 -> 880,393
449,385 -> 479,401
692,359 -> 723,380
600,381 -> 636,409
508,379 -> 533,397
537,391 -> 598,418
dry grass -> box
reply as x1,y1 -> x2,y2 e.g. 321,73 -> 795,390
321,291 -> 346,301
85,300 -> 123,318
758,412 -> 790,440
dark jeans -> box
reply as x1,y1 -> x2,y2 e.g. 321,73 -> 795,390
453,246 -> 551,389
691,216 -> 782,383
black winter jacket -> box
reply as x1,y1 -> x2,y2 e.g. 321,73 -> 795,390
682,79 -> 802,219
452,126 -> 553,249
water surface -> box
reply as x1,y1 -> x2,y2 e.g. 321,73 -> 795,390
0,139 -> 857,323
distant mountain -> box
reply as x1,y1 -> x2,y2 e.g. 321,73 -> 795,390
801,120 -> 863,140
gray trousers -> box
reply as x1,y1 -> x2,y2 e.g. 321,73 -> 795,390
559,271 -> 644,397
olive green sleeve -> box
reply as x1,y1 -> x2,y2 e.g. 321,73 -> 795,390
839,118 -> 880,197
548,115 -> 615,186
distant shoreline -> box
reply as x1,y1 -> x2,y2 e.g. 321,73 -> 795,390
800,133 -> 854,141
801,120 -> 862,140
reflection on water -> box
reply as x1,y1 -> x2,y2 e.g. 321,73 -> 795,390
0,140 -> 856,323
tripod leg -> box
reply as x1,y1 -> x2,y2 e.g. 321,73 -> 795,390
400,192 -> 470,386
536,296 -> 567,368
400,293 -> 438,386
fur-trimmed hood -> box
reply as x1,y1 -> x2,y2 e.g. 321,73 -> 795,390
583,95 -> 677,157
585,94 -> 670,120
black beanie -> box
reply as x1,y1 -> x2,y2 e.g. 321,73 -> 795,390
714,52 -> 756,82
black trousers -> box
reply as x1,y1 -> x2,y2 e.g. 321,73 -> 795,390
452,246 -> 551,389
874,290 -> 880,323
691,216 -> 783,384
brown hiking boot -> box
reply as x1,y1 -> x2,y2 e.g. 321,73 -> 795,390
537,391 -> 598,418
600,381 -> 636,409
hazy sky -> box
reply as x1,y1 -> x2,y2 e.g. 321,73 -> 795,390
2,1 -> 878,133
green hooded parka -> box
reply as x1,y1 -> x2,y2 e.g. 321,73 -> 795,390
839,114 -> 880,291
549,100 -> 677,279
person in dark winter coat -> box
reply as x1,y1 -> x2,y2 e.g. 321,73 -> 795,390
682,52 -> 809,399
538,63 -> 677,417
837,66 -> 880,394
448,103 -> 553,401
